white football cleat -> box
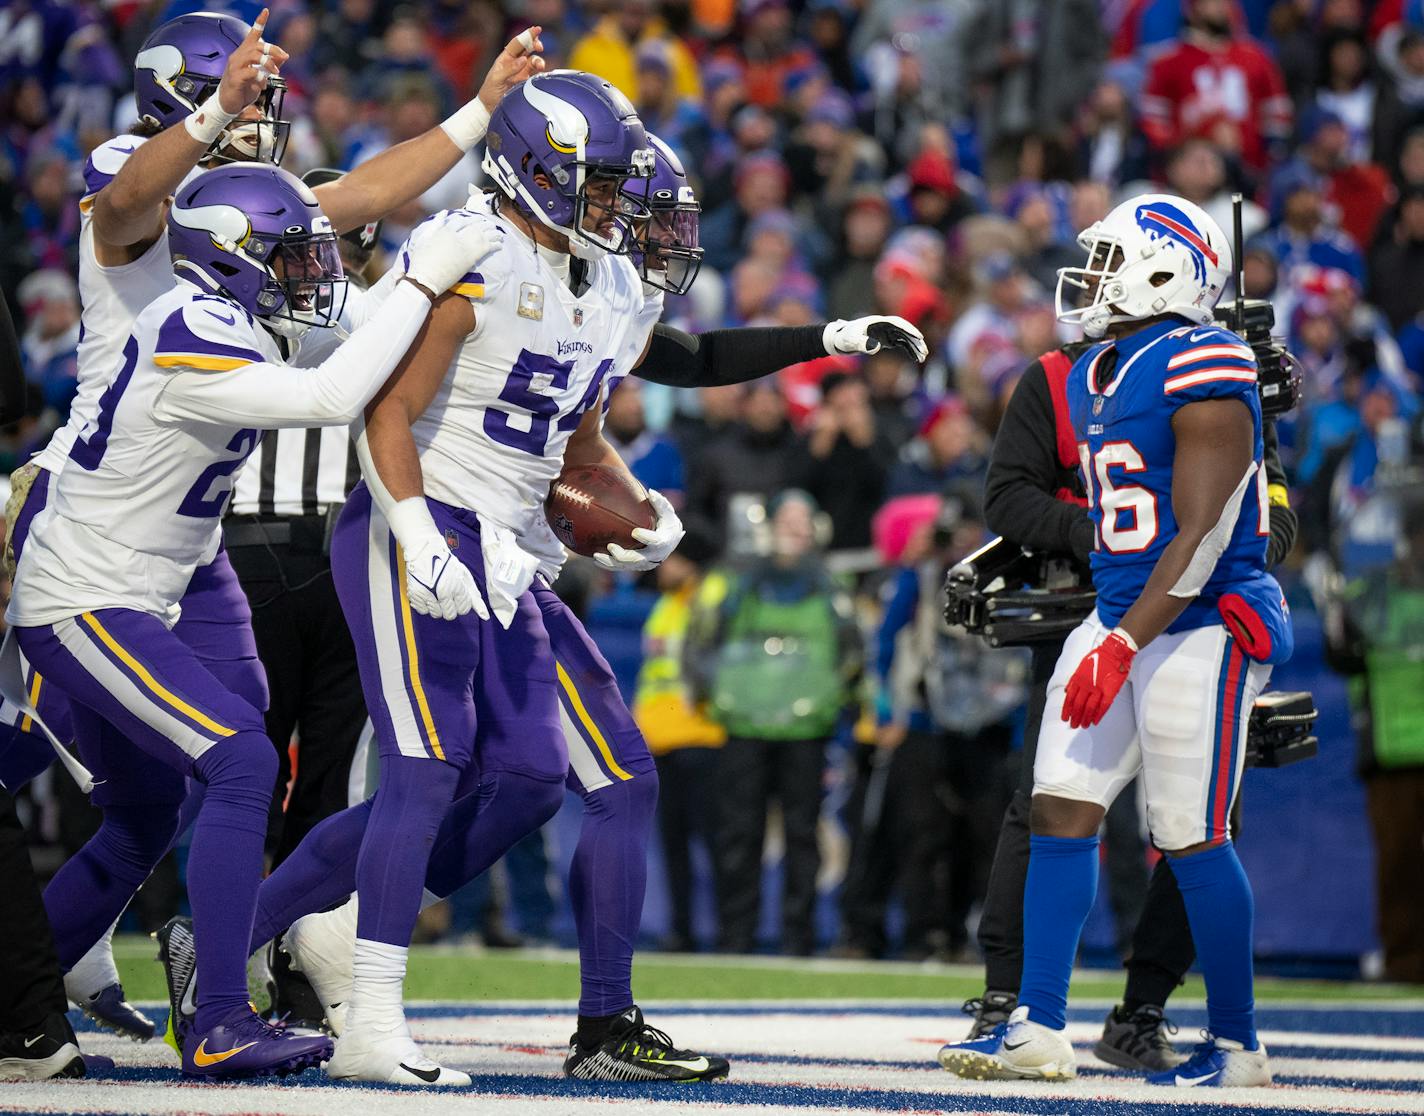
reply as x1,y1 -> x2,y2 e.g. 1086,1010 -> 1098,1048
939,1005 -> 1077,1081
326,1024 -> 470,1087
283,902 -> 357,1037
1148,1035 -> 1272,1088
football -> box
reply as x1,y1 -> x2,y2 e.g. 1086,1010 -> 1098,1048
545,463 -> 656,558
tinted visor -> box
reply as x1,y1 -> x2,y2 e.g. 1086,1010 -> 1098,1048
270,233 -> 346,326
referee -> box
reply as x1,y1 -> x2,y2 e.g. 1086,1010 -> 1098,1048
224,168 -> 381,868
963,343 -> 1297,1070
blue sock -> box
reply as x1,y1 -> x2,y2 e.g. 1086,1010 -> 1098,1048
1020,834 -> 1099,1031
1168,841 -> 1256,1049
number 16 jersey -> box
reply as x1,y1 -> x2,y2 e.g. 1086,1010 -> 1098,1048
1066,318 -> 1284,639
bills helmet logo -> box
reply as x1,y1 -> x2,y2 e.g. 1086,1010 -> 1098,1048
1134,201 -> 1217,286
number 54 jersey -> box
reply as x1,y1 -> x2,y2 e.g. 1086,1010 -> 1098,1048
386,210 -> 656,545
8,284 -> 281,629
1066,318 -> 1291,660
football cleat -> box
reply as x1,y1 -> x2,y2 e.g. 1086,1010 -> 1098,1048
962,991 -> 1018,1040
69,981 -> 156,1043
563,1006 -> 730,1082
269,936 -> 329,1031
154,916 -> 197,1057
0,1012 -> 85,1081
326,1024 -> 470,1087
1094,1004 -> 1186,1071
282,904 -> 356,1036
1148,1034 -> 1271,1088
182,1009 -> 332,1079
939,1005 -> 1077,1081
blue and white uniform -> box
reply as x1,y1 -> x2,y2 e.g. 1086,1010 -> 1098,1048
1033,318 -> 1290,849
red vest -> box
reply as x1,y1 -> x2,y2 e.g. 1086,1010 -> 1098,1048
1040,349 -> 1088,508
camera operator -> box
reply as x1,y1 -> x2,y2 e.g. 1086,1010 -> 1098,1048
961,343 -> 1298,1070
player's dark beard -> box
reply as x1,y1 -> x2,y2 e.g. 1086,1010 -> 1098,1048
1195,16 -> 1232,38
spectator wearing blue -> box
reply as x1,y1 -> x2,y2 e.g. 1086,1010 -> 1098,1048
1256,160 -> 1365,287
888,397 -> 988,498
16,269 -> 78,418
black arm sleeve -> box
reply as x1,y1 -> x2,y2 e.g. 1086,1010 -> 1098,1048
0,298 -> 27,428
1262,419 -> 1298,569
983,359 -> 1094,560
634,323 -> 828,388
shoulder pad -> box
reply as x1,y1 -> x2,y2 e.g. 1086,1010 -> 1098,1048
152,293 -> 264,372
81,135 -> 148,209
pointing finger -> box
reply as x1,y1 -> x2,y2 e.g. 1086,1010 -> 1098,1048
247,7 -> 269,43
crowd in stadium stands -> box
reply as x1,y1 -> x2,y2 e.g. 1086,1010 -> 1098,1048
2,0 -> 1422,969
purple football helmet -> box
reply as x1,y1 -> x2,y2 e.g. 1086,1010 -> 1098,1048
481,70 -> 654,259
168,164 -> 345,339
627,134 -> 702,296
134,13 -> 289,165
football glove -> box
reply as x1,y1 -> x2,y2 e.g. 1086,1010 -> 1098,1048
1061,628 -> 1137,729
387,497 -> 488,621
823,315 -> 930,363
594,488 -> 684,572
401,211 -> 505,297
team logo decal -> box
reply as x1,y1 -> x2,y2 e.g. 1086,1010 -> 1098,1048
518,282 -> 544,321
1092,397 -> 1105,416
444,529 -> 459,551
572,306 -> 584,327
1134,201 -> 1217,285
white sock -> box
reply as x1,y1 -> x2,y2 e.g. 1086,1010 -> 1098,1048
348,938 -> 409,1036
64,920 -> 121,1001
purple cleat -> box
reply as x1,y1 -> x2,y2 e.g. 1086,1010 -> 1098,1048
180,1010 -> 332,1080
77,983 -> 156,1042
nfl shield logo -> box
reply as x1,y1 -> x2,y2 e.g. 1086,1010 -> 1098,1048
573,307 -> 584,327
444,529 -> 459,551
1092,397 -> 1104,416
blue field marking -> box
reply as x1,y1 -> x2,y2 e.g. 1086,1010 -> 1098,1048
65,1067 -> 1412,1116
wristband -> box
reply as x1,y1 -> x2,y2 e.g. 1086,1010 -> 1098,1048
183,92 -> 240,146
1109,627 -> 1139,653
386,496 -> 442,550
440,98 -> 493,151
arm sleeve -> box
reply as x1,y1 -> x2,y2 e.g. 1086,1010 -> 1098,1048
983,360 -> 1094,559
154,283 -> 430,429
634,322 -> 828,388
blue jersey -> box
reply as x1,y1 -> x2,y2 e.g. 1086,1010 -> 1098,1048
1067,317 -> 1287,649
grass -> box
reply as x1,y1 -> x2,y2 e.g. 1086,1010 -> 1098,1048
112,936 -> 1421,1007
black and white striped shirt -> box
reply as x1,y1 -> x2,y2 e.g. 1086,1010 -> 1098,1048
229,424 -> 360,517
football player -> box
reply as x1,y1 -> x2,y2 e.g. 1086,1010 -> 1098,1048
6,163 -> 499,1077
224,122 -> 928,1084
939,195 -> 1289,1088
0,8 -> 542,1044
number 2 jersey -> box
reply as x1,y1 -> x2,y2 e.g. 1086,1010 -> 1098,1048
1067,318 -> 1291,660
372,206 -> 662,570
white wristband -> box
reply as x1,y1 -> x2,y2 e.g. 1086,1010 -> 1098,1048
385,496 -> 442,551
183,91 -> 239,146
440,98 -> 493,151
1109,627 -> 1139,653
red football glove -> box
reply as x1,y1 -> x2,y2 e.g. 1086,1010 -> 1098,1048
1061,629 -> 1137,729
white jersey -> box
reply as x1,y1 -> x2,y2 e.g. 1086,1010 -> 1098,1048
10,285 -> 282,627
405,211 -> 659,561
32,135 -> 194,476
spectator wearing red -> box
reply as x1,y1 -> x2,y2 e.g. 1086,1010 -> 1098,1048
887,397 -> 988,498
1295,107 -> 1394,253
1140,0 -> 1291,172
719,0 -> 819,110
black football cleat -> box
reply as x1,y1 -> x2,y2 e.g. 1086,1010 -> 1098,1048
563,1007 -> 729,1082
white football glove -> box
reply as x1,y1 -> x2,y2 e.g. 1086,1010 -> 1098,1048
387,498 -> 489,621
401,211 -> 506,296
823,315 -> 930,363
594,488 -> 685,573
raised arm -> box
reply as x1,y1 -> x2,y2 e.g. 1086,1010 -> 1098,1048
312,29 -> 544,234
92,10 -> 285,258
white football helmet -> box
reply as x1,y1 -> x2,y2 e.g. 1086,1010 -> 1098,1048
1055,193 -> 1232,339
